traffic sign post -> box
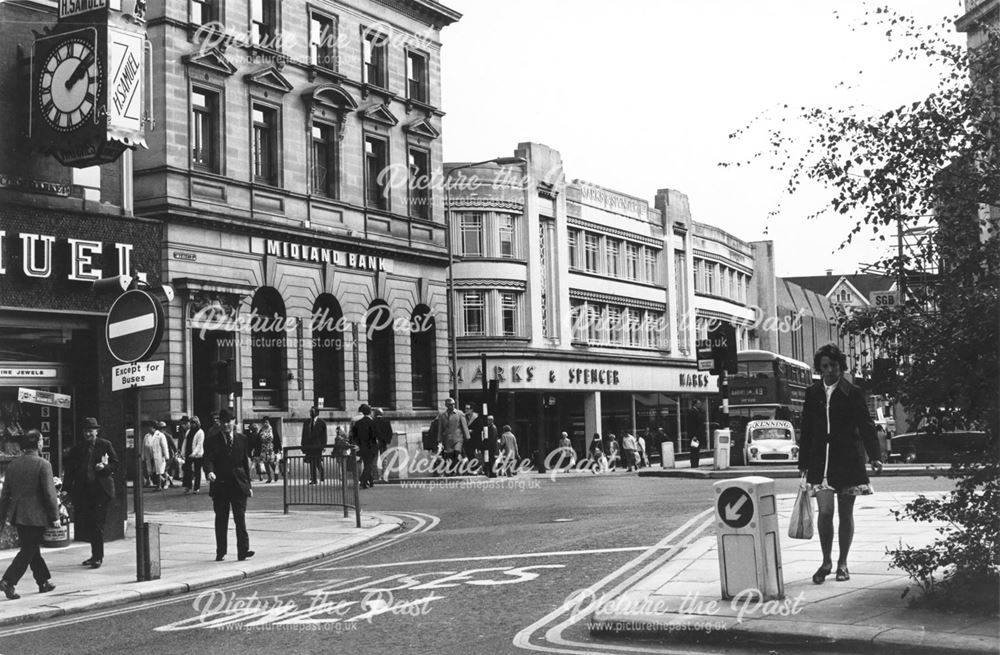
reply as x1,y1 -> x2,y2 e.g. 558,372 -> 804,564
713,476 -> 784,601
106,289 -> 164,364
709,322 -> 738,432
103,286 -> 167,583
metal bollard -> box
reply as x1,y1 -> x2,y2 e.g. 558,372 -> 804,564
713,476 -> 783,601
660,442 -> 675,468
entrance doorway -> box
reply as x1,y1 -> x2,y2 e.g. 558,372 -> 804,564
191,329 -> 234,424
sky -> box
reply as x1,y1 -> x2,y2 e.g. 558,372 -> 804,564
438,0 -> 968,277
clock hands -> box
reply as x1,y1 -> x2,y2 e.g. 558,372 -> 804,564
65,52 -> 95,90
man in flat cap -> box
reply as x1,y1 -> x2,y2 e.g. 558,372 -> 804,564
64,417 -> 117,569
203,409 -> 254,562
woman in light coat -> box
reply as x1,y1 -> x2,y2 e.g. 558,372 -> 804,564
142,423 -> 170,490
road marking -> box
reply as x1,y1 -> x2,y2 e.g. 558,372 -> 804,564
511,508 -> 715,654
316,545 -> 681,571
0,512 -> 436,636
108,314 -> 154,339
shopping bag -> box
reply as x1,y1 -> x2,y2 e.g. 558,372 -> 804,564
788,480 -> 814,540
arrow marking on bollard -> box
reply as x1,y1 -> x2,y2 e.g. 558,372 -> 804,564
725,495 -> 748,521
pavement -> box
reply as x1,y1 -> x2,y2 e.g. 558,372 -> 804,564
0,508 -> 401,628
589,490 -> 999,654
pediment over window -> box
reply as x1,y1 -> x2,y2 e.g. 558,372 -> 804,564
245,67 -> 293,94
404,117 -> 440,140
359,103 -> 399,127
305,84 -> 358,112
182,48 -> 237,76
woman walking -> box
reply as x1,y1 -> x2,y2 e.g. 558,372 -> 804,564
799,343 -> 883,584
258,418 -> 277,483
0,430 -> 58,599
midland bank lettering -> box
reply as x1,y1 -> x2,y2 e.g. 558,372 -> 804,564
266,240 -> 387,271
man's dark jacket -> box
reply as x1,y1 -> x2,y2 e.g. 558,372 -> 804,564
65,437 -> 118,499
301,417 -> 327,458
203,431 -> 253,498
799,377 -> 880,489
374,416 -> 393,453
351,415 -> 378,456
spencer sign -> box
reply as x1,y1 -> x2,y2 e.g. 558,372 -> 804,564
0,231 -> 133,281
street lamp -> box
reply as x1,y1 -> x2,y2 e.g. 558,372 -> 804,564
443,156 -> 527,408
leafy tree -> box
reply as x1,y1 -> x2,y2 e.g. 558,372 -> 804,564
726,6 -> 998,611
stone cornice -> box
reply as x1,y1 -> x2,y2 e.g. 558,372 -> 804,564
568,288 -> 666,313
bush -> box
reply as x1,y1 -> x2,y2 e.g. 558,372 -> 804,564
887,448 -> 1000,614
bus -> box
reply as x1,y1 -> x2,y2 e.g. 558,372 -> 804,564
727,350 -> 813,461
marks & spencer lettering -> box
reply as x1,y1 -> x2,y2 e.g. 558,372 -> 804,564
568,368 -> 620,385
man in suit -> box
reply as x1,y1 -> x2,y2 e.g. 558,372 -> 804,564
301,406 -> 327,484
65,417 -> 117,569
203,409 -> 253,561
0,430 -> 59,599
350,404 -> 378,488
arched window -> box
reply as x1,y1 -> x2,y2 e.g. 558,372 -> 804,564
367,300 -> 395,408
251,287 -> 287,409
410,304 -> 436,409
312,294 -> 344,409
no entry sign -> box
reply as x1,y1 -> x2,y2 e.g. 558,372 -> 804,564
106,289 -> 164,363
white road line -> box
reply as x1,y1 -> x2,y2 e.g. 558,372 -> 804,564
108,314 -> 153,339
0,512 -> 435,636
511,508 -> 715,655
316,545 -> 680,571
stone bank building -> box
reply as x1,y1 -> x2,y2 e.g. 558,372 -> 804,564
135,0 -> 461,445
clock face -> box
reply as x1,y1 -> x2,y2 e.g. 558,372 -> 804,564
38,38 -> 100,132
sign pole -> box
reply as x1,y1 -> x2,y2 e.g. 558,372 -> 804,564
132,385 -> 148,581
720,368 -> 730,430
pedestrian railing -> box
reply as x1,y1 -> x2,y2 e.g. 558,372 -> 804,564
282,447 -> 361,527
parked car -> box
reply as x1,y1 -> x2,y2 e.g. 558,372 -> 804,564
889,430 -> 990,463
744,420 -> 798,464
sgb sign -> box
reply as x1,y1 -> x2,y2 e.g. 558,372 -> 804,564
871,291 -> 898,307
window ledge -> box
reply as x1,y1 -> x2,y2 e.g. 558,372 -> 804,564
307,65 -> 346,84
405,98 -> 439,115
362,83 -> 397,102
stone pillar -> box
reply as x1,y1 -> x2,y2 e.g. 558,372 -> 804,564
584,391 -> 603,449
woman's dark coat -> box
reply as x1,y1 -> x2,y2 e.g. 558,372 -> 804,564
799,377 -> 880,490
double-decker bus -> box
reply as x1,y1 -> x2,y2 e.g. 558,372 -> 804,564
727,350 -> 813,455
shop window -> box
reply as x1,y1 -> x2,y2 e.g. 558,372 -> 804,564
362,30 -> 388,88
406,49 -> 428,103
408,147 -> 431,219
251,287 -> 287,409
410,305 -> 435,409
460,213 -> 483,256
364,134 -> 389,210
366,300 -> 395,408
191,88 -> 219,172
311,121 -> 338,198
252,104 -> 278,185
311,294 -> 344,409
310,11 -> 337,70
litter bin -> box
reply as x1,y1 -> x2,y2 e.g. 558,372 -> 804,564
660,442 -> 675,468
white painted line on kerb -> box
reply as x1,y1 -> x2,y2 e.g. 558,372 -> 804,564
108,314 -> 154,339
